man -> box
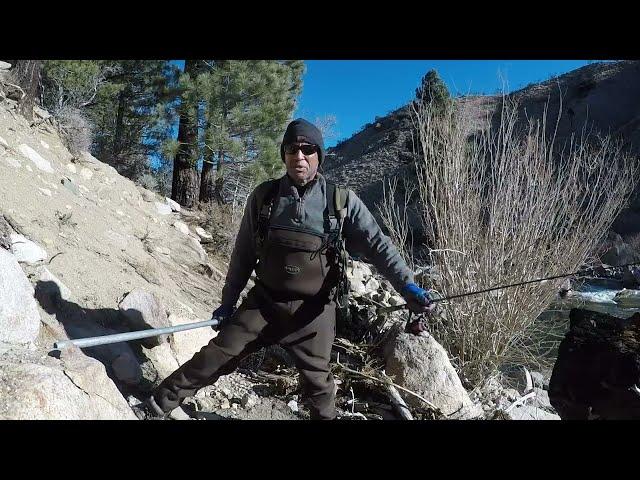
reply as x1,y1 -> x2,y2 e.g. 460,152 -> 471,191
135,118 -> 432,420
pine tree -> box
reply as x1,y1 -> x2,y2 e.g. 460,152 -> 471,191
171,59 -> 202,207
198,60 -> 304,204
414,69 -> 452,116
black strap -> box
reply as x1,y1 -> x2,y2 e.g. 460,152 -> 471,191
326,182 -> 337,219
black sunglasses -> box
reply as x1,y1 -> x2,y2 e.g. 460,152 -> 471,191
284,143 -> 318,155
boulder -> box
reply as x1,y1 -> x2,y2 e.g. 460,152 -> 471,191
10,233 -> 48,264
174,221 -> 190,236
118,289 -> 171,347
0,346 -> 137,420
165,197 -> 181,212
383,326 -> 481,418
506,404 -> 560,420
142,343 -> 180,382
0,249 -> 41,344
17,144 -> 54,173
61,177 -> 80,196
155,202 -> 172,215
0,61 -> 11,70
168,314 -> 217,365
614,289 -> 640,307
195,226 -> 212,240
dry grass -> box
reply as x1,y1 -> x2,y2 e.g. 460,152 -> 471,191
410,96 -> 638,386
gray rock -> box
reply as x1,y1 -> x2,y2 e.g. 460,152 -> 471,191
168,314 -> 217,365
383,326 -> 481,418
17,144 -> 54,173
0,61 -> 11,70
155,202 -> 172,215
141,343 -> 180,383
165,197 -> 181,212
195,226 -> 212,240
169,406 -> 191,420
241,392 -> 260,409
614,289 -> 640,307
0,249 -> 41,344
507,405 -> 560,420
154,245 -> 171,256
118,289 -> 171,347
61,177 -> 80,196
287,399 -> 299,413
174,221 -> 190,235
530,371 -> 549,390
0,347 -> 136,419
10,233 -> 48,264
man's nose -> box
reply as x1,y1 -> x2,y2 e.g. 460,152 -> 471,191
294,149 -> 305,160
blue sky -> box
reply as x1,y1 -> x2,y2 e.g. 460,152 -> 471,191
294,60 -> 600,147
170,60 -> 601,148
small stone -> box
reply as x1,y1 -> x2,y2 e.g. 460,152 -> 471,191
40,140 -> 50,149
154,246 -> 171,256
38,188 -> 52,197
169,407 -> 191,420
174,221 -> 190,236
287,400 -> 299,412
66,164 -> 77,174
220,398 -> 231,409
241,392 -> 259,409
165,197 -> 181,212
195,227 -> 213,239
155,202 -> 172,215
80,168 -> 93,180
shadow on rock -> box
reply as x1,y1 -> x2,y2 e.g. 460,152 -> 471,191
35,280 -> 155,396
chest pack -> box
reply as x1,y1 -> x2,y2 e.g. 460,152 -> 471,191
253,179 -> 349,303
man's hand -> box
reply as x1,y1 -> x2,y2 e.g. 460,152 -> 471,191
401,283 -> 435,314
211,304 -> 235,330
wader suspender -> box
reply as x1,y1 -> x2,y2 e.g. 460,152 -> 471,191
325,182 -> 349,305
256,179 -> 280,251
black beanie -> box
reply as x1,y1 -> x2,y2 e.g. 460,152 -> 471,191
280,118 -> 325,164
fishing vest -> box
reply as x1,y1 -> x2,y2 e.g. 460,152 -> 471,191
254,178 -> 348,301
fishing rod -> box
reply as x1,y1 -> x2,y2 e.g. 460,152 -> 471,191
377,261 -> 640,315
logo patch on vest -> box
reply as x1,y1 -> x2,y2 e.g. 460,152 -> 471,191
285,265 -> 301,275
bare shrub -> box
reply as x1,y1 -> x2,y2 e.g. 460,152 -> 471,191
56,107 -> 93,155
412,96 -> 639,386
137,172 -> 159,192
377,176 -> 416,272
202,200 -> 244,260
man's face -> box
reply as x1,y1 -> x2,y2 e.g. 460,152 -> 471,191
284,142 -> 320,186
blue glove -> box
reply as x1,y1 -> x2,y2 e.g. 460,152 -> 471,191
211,304 -> 235,329
401,283 -> 435,314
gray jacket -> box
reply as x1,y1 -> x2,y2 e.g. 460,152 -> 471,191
221,173 -> 414,307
